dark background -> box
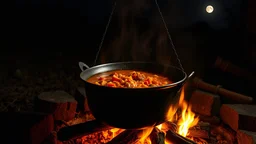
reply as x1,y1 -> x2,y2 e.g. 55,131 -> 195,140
0,0 -> 254,98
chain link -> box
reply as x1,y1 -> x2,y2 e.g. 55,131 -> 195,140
94,1 -> 117,65
94,0 -> 185,73
154,0 -> 184,72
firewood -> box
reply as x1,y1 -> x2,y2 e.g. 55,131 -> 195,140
149,127 -> 165,144
189,90 -> 221,116
106,130 -> 140,144
214,56 -> 256,82
193,77 -> 253,103
55,113 -> 95,134
35,91 -> 77,121
187,129 -> 209,139
74,87 -> 90,112
211,125 -> 236,144
191,121 -> 211,132
0,112 -> 54,144
161,121 -> 177,132
165,130 -> 197,144
237,130 -> 256,144
198,114 -> 220,125
79,128 -> 122,144
220,104 -> 256,132
57,120 -> 113,141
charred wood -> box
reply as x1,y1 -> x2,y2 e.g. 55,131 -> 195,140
192,77 -> 253,104
187,129 -> 209,139
149,127 -> 165,144
190,121 -> 211,133
106,130 -> 140,144
165,130 -> 197,144
197,114 -> 220,125
57,120 -> 113,141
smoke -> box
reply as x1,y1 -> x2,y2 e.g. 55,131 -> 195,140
97,0 -> 175,66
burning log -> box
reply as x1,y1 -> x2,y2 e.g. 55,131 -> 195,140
57,120 -> 113,141
106,130 -> 140,144
0,112 -> 54,144
220,104 -> 256,132
161,121 -> 177,132
107,127 -> 165,144
165,130 -> 197,144
237,130 -> 256,144
193,77 -> 253,104
35,91 -> 77,121
197,114 -> 220,125
149,128 -> 165,144
80,129 -> 123,144
187,129 -> 209,139
189,90 -> 221,116
188,121 -> 210,139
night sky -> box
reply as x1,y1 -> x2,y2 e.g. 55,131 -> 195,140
14,0 -> 245,29
5,0 -> 253,97
87,0 -> 245,29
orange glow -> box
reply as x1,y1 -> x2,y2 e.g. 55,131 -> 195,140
156,124 -> 162,130
110,128 -> 124,138
176,88 -> 199,137
138,126 -> 154,144
166,105 -> 178,122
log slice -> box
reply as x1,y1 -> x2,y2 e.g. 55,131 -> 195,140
35,90 -> 77,121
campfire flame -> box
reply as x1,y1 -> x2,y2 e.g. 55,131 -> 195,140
138,127 -> 154,144
81,87 -> 199,143
134,87 -> 200,143
177,88 -> 200,137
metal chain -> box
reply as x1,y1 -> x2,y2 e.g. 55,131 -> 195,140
154,0 -> 185,72
94,1 -> 117,65
94,0 -> 185,72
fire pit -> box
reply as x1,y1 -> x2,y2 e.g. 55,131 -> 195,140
57,87 -> 201,144
53,77 -> 254,144
1,70 -> 254,144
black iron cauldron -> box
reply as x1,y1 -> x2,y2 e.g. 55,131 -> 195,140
79,61 -> 187,129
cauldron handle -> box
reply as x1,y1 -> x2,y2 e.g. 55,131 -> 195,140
78,62 -> 90,71
182,71 -> 195,87
187,71 -> 195,79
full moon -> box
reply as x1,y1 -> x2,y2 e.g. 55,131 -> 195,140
206,5 -> 214,13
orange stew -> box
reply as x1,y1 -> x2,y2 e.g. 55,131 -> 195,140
87,70 -> 172,88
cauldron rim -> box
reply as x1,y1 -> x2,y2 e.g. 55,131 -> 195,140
80,61 -> 187,90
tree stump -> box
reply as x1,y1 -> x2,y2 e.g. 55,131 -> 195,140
35,91 -> 77,121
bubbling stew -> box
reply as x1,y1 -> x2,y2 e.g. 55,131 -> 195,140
87,70 -> 172,88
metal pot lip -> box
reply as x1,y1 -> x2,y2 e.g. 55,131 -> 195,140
80,61 -> 187,90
